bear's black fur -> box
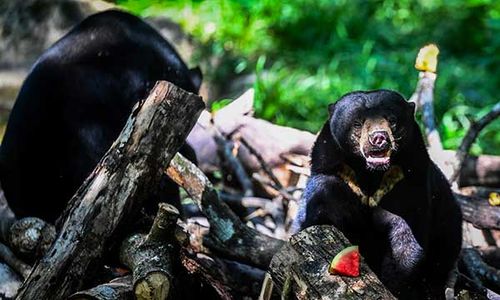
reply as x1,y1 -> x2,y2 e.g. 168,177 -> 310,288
293,90 -> 462,299
0,10 -> 202,223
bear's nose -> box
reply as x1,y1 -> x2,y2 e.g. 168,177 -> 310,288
369,131 -> 390,149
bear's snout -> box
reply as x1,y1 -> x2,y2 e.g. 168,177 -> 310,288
369,131 -> 390,150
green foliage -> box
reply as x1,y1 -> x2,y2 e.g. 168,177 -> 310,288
118,0 -> 500,155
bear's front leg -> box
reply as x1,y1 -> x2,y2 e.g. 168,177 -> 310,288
372,207 -> 424,295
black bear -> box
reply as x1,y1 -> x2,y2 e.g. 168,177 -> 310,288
293,90 -> 462,299
0,10 -> 202,223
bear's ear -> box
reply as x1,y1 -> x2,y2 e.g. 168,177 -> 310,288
328,102 -> 336,116
407,101 -> 416,114
189,66 -> 203,92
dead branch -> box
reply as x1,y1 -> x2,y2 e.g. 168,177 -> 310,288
411,71 -> 443,151
68,275 -> 133,300
166,153 -> 285,269
238,136 -> 283,190
460,248 -> 500,294
477,247 -> 500,270
451,102 -> 500,183
119,203 -> 180,300
211,126 -> 254,197
455,193 -> 500,230
180,251 -> 233,300
15,81 -> 204,300
180,250 -> 265,300
460,187 -> 500,199
459,154 -> 500,188
269,225 -> 395,299
187,90 -> 316,174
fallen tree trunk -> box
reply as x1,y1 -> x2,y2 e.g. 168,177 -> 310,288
269,225 -> 395,299
15,81 -> 204,300
166,153 -> 285,269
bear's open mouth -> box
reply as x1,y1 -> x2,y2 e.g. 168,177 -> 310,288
365,149 -> 391,168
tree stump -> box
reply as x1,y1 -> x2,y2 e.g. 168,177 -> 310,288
269,225 -> 395,299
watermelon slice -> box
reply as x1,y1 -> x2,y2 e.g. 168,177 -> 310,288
328,245 -> 360,277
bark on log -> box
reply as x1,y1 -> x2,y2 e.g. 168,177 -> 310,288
212,127 -> 254,197
119,203 -> 180,300
455,193 -> 500,230
15,81 -> 204,300
0,242 -> 30,279
68,276 -> 133,300
477,247 -> 500,270
409,70 -> 442,151
0,262 -> 22,299
166,153 -> 285,269
8,217 -> 55,262
180,251 -> 265,300
459,155 -> 500,188
460,248 -> 500,294
269,225 -> 395,299
186,89 -> 316,174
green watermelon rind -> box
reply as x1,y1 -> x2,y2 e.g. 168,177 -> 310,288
328,245 -> 359,275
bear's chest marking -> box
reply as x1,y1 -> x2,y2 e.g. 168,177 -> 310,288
338,164 -> 405,207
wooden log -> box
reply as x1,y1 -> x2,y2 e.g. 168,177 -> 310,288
477,247 -> 500,270
460,186 -> 500,199
15,81 -> 204,300
211,127 -> 254,197
0,242 -> 30,279
175,220 -> 266,300
180,251 -> 265,300
269,225 -> 395,299
119,203 -> 180,300
0,262 -> 22,299
455,193 -> 500,230
68,276 -> 133,300
186,89 -> 316,173
459,154 -> 500,188
460,248 -> 500,294
8,217 -> 55,262
166,153 -> 285,269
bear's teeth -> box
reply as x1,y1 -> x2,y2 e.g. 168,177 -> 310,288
367,156 -> 390,164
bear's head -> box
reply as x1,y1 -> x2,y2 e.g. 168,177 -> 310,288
328,90 -> 418,171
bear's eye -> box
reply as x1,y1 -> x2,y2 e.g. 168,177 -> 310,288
353,121 -> 363,128
387,116 -> 397,125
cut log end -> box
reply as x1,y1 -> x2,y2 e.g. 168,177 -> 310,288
135,272 -> 170,300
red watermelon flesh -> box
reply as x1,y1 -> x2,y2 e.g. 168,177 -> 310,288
328,245 -> 360,277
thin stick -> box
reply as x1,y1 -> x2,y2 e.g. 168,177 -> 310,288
451,102 -> 500,183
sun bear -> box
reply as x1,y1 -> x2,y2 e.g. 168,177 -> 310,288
293,90 -> 462,299
0,10 -> 201,223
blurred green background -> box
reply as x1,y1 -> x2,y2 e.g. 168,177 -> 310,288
118,0 -> 499,155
